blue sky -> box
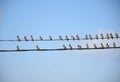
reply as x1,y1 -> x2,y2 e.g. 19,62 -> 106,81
0,0 -> 120,82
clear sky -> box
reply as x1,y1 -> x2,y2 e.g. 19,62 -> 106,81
0,0 -> 120,82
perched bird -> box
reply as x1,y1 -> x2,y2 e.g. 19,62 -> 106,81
30,35 -> 34,41
113,42 -> 116,48
76,35 -> 80,40
17,36 -> 21,41
36,45 -> 40,50
93,44 -> 97,48
115,33 -> 119,39
95,34 -> 98,39
100,43 -> 104,48
86,43 -> 89,48
85,34 -> 88,40
77,45 -> 81,49
110,33 -> 113,39
71,36 -> 75,40
106,33 -> 109,39
63,44 -> 67,49
69,44 -> 72,50
65,35 -> 69,41
89,34 -> 92,40
59,35 -> 63,40
106,43 -> 109,48
16,45 -> 19,51
39,36 -> 43,41
24,36 -> 28,41
49,36 -> 52,40
100,34 -> 104,39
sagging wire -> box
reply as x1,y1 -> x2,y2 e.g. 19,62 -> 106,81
0,33 -> 120,42
0,42 -> 120,52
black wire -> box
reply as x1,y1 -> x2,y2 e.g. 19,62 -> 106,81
0,47 -> 120,52
0,37 -> 120,42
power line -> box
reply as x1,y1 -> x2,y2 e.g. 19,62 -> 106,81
0,42 -> 120,52
0,47 -> 120,52
0,33 -> 119,42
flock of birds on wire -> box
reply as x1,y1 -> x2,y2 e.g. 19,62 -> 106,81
0,33 -> 120,52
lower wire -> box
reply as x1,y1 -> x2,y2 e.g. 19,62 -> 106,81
0,47 -> 120,52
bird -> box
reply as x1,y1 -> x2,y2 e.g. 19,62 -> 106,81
24,36 -> 28,41
100,34 -> 104,39
76,35 -> 80,40
77,45 -> 81,49
110,33 -> 113,39
69,44 -> 72,50
93,44 -> 97,48
95,34 -> 98,39
86,43 -> 89,48
59,35 -> 63,40
65,35 -> 69,41
63,44 -> 67,49
106,33 -> 109,39
85,34 -> 88,40
115,33 -> 119,39
39,36 -> 43,41
49,36 -> 52,40
113,42 -> 116,48
106,43 -> 109,48
17,36 -> 21,41
71,36 -> 75,40
100,43 -> 104,48
30,35 -> 34,41
89,34 -> 92,40
16,45 -> 19,51
36,45 -> 40,50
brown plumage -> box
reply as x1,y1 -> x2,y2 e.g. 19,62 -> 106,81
93,44 -> 97,48
106,43 -> 109,48
77,45 -> 81,49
